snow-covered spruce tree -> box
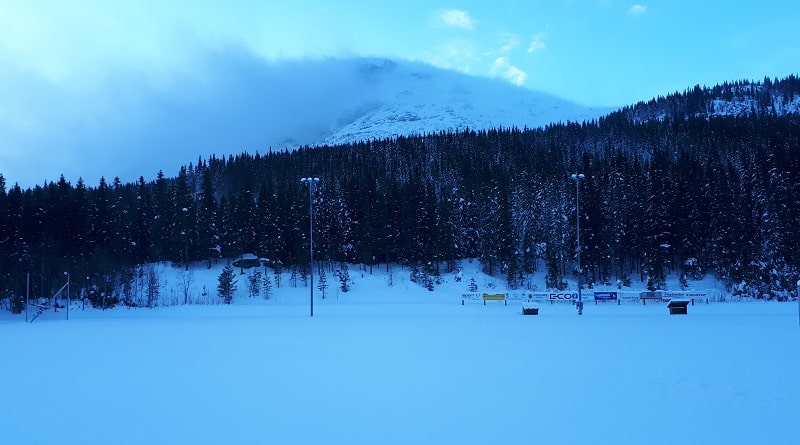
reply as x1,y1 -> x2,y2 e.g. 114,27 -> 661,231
217,265 -> 237,304
423,273 -> 434,291
679,272 -> 689,290
338,263 -> 350,293
10,292 -> 24,314
273,261 -> 282,288
468,277 -> 478,292
248,268 -> 261,297
197,168 -> 219,270
317,268 -> 328,299
262,272 -> 272,300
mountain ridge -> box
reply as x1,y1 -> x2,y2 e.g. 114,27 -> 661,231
312,58 -> 614,147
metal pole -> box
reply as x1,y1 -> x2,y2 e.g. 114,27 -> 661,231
26,272 -> 29,323
309,181 -> 314,318
576,176 -> 581,313
66,273 -> 70,321
301,178 -> 319,317
571,173 -> 585,315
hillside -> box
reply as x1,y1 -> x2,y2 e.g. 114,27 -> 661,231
618,75 -> 800,122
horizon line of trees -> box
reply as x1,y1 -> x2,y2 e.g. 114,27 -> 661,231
2,78 -> 799,311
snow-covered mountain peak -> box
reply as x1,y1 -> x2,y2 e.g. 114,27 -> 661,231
312,58 -> 614,147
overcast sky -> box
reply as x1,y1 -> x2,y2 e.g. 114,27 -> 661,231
1,0 -> 799,187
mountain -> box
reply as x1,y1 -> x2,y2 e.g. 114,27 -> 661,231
314,59 -> 613,146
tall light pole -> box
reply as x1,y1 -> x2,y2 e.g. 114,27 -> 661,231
65,271 -> 70,321
571,173 -> 585,316
301,177 -> 320,317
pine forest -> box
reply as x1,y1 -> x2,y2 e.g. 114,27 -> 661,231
1,76 -> 799,310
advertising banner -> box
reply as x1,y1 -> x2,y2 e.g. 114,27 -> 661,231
505,292 -> 528,301
639,291 -> 663,301
510,292 -> 551,302
618,292 -> 641,302
548,292 -> 577,303
593,291 -> 618,301
461,292 -> 482,302
663,291 -> 709,302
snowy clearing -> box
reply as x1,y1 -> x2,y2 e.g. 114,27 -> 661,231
2,296 -> 799,445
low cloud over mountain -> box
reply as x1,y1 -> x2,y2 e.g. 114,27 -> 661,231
1,53 -> 612,187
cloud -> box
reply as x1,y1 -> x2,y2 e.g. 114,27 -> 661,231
0,54 -> 410,187
528,32 -> 546,53
628,4 -> 647,15
423,39 -> 477,73
490,57 -> 528,86
498,33 -> 521,54
437,9 -> 475,30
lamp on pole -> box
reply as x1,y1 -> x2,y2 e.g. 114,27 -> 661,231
301,177 -> 320,317
571,173 -> 585,316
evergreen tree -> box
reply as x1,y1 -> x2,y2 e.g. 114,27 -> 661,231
317,268 -> 328,299
131,177 -> 153,264
173,166 -> 196,269
150,170 -> 173,261
273,260 -> 283,288
262,271 -> 273,300
468,277 -> 478,292
197,167 -> 219,268
248,268 -> 261,297
338,262 -> 350,293
217,265 -> 238,304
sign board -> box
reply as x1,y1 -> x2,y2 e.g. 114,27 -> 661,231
663,291 -> 709,302
461,292 -> 482,301
639,291 -> 663,301
549,292 -> 577,303
505,292 -> 529,301
507,292 -> 552,302
593,291 -> 618,302
500,292 -> 584,303
618,292 -> 641,303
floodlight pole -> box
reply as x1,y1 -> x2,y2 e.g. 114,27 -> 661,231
301,177 -> 320,317
65,272 -> 70,321
571,173 -> 585,316
26,272 -> 30,323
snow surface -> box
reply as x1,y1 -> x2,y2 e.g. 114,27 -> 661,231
2,260 -> 799,445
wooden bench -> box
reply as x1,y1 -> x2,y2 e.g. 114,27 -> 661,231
482,293 -> 506,306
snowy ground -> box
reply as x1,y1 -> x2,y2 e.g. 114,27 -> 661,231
2,262 -> 799,444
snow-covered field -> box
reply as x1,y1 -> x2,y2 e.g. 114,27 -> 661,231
2,262 -> 799,445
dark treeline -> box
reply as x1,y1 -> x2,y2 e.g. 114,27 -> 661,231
2,76 -> 799,310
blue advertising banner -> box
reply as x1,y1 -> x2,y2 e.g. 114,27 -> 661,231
594,291 -> 618,301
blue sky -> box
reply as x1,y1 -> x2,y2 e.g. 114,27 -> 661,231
1,0 -> 799,186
